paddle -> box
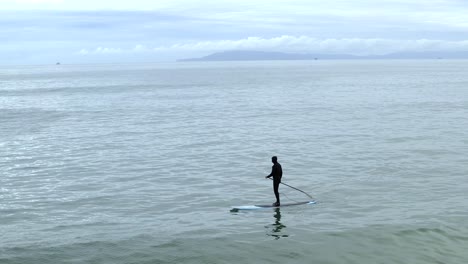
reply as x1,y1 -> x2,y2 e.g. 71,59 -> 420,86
266,177 -> 314,200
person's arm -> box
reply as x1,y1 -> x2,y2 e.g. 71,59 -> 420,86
265,166 -> 275,179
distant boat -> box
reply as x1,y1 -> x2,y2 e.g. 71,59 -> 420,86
56,62 -> 61,65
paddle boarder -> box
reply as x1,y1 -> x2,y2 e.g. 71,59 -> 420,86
265,156 -> 282,206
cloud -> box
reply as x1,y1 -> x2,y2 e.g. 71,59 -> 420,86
79,44 -> 155,55
79,36 -> 468,56
79,47 -> 124,54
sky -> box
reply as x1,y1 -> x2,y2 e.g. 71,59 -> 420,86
2,0 -> 468,64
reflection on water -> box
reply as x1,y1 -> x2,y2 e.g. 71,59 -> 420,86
266,208 -> 288,240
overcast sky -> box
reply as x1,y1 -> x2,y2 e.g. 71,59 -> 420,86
2,0 -> 468,64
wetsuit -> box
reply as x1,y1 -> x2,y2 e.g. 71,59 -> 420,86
267,162 -> 282,205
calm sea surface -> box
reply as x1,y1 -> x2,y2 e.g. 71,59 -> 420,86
1,60 -> 468,263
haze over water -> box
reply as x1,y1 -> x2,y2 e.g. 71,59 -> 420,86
1,60 -> 468,263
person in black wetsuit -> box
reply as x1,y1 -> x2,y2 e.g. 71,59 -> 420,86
265,156 -> 282,206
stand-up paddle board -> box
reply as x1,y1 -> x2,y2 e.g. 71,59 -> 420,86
231,200 -> 315,212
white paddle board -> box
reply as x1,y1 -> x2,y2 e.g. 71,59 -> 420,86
231,200 -> 315,211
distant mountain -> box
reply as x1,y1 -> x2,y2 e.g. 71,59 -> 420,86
178,50 -> 468,61
178,50 -> 358,61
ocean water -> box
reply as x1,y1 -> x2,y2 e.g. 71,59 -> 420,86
1,60 -> 468,264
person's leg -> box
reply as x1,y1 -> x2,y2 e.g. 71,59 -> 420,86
273,180 -> 280,205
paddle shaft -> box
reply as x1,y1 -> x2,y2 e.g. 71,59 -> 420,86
267,177 -> 313,200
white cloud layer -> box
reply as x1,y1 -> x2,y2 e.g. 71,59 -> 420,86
79,36 -> 468,56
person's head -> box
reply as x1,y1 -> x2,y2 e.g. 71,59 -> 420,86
271,156 -> 278,163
